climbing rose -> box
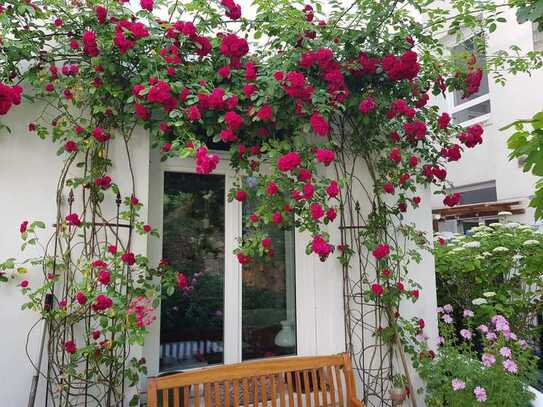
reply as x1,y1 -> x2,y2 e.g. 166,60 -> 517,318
64,340 -> 77,354
221,0 -> 242,19
224,111 -> 244,131
311,235 -> 333,259
195,147 -> 219,175
277,152 -> 301,172
310,112 -> 330,136
66,213 -> 81,226
256,104 -> 273,121
97,270 -> 110,285
309,203 -> 324,220
0,83 -> 22,115
372,244 -> 390,259
219,34 -> 249,58
95,175 -> 112,189
186,105 -> 201,121
383,183 -> 394,194
237,253 -> 252,265
315,148 -> 335,166
271,211 -> 283,224
326,181 -> 340,198
326,207 -> 337,221
177,272 -> 188,289
358,96 -> 376,114
20,280 -> 29,288
235,190 -> 247,202
140,0 -> 153,11
20,221 -> 28,234
82,31 -> 99,57
143,224 -> 152,233
75,292 -> 87,305
443,193 -> 461,207
121,251 -> 136,266
92,294 -> 113,312
95,6 -> 107,24
371,283 -> 384,296
437,112 -> 451,129
92,127 -> 110,143
261,237 -> 272,248
266,182 -> 279,196
389,148 -> 401,164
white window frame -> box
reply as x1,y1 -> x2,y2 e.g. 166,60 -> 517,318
143,150 -> 320,379
446,35 -> 491,127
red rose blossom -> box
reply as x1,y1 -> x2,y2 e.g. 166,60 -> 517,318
315,148 -> 335,166
20,220 -> 29,234
64,340 -> 77,354
371,283 -> 384,296
372,244 -> 390,259
309,112 -> 330,136
66,213 -> 81,226
277,152 -> 301,172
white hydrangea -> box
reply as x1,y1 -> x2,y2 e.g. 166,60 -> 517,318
472,298 -> 488,305
523,240 -> 539,246
483,291 -> 496,297
450,247 -> 465,253
472,232 -> 489,239
505,222 -> 520,229
489,223 -> 503,228
482,251 -> 492,257
463,241 -> 481,248
493,246 -> 509,253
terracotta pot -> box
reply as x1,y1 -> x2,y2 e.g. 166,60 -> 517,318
389,387 -> 407,405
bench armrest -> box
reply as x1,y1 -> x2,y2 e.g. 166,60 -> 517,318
349,398 -> 367,407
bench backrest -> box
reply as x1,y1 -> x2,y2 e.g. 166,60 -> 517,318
147,353 -> 357,407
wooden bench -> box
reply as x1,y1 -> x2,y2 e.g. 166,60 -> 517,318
147,353 -> 366,407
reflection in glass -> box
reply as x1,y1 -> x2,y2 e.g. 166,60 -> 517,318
241,178 -> 297,361
160,172 -> 225,372
452,36 -> 490,105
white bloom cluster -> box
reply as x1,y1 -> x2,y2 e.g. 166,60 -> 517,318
463,241 -> 481,249
492,246 -> 509,253
523,239 -> 539,246
472,298 -> 488,305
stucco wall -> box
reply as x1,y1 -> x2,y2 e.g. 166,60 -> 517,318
431,9 -> 543,225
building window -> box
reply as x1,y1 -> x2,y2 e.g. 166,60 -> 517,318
449,36 -> 491,126
533,22 -> 543,51
159,171 -> 296,373
448,181 -> 497,206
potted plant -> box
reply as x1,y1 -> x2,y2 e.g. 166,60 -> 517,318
389,374 -> 408,405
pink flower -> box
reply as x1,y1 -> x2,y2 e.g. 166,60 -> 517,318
474,386 -> 487,403
463,309 -> 474,318
224,111 -> 244,131
64,340 -> 77,354
372,244 -> 390,259
95,6 -> 107,24
326,207 -> 337,221
186,105 -> 201,121
303,183 -> 314,200
460,329 -> 472,340
195,147 -> 219,175
442,314 -> 453,324
309,112 -> 330,136
311,235 -> 333,259
82,31 -> 99,57
256,104 -> 273,121
266,182 -> 279,196
503,358 -> 518,373
271,211 -> 283,224
451,379 -> 465,391
482,353 -> 496,367
218,65 -> 231,78
499,347 -> 512,358
277,152 -> 301,172
315,148 -> 335,166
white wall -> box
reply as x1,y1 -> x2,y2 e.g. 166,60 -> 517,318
431,9 -> 543,225
0,104 -> 151,406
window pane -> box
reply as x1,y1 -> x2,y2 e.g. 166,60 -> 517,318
452,37 -> 490,105
452,100 -> 490,124
241,179 -> 297,361
160,172 -> 225,372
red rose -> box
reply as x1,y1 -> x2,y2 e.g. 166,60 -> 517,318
413,196 -> 421,205
218,66 -> 231,78
75,292 -> 87,305
443,193 -> 461,207
298,168 -> 312,183
121,252 -> 136,266
315,148 -> 335,166
371,283 -> 384,296
161,143 -> 172,153
140,0 -> 154,11
95,6 -> 107,24
64,140 -> 78,153
20,280 -> 29,288
92,127 -> 110,143
271,211 -> 283,224
143,224 -> 152,233
358,96 -> 376,114
266,182 -> 279,196
309,203 -> 324,220
411,289 -> 420,299
236,253 -> 252,265
64,340 -> 77,354
97,270 -> 110,285
372,244 -> 390,259
261,237 -> 272,248
54,18 -> 63,27
437,112 -> 450,129
303,183 -> 314,200
418,319 -> 425,329
326,207 -> 337,221
256,104 -> 273,121
92,260 -> 108,268
65,213 -> 81,226
311,235 -> 333,260
177,272 -> 188,289
131,195 -> 140,206
326,181 -> 340,198
309,112 -> 330,137
95,175 -> 112,190
383,183 -> 395,194
235,190 -> 247,202
409,156 -> 418,167
82,31 -> 99,57
92,294 -> 113,312
389,148 -> 401,164
91,330 -> 101,340
277,152 -> 301,172
20,220 -> 29,234
249,213 -> 258,223
224,111 -> 244,131
219,34 -> 249,58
